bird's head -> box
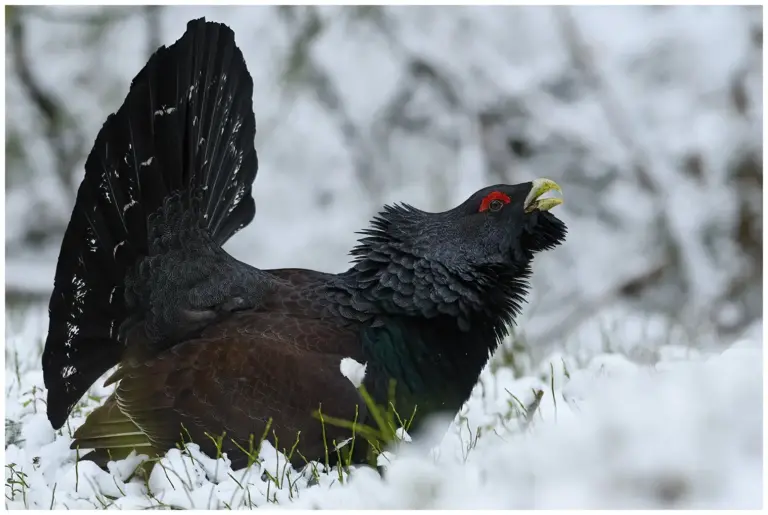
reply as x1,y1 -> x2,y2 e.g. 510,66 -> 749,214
352,178 -> 566,272
414,178 -> 566,268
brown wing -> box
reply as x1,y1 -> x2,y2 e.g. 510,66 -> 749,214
75,312 -> 369,469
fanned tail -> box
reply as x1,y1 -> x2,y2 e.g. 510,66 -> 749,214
43,18 -> 259,430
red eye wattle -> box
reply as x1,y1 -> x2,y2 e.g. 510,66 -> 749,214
479,191 -> 511,212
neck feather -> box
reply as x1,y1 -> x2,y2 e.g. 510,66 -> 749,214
334,204 -> 533,341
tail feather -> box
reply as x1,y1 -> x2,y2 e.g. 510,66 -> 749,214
43,18 -> 258,430
72,395 -> 160,472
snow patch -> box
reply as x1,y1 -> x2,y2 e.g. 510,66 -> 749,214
339,357 -> 367,388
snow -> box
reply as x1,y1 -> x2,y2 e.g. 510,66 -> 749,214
339,357 -> 367,388
394,428 -> 412,443
4,304 -> 763,509
3,4 -> 763,511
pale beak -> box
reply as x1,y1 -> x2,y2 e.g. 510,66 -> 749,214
524,178 -> 563,213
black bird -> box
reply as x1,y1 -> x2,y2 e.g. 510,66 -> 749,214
42,18 -> 567,470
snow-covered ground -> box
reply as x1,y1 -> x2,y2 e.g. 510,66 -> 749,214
4,305 -> 763,509
4,5 -> 763,511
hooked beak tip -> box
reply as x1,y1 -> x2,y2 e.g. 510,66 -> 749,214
524,178 -> 563,213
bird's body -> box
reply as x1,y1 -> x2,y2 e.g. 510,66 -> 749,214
42,19 -> 567,470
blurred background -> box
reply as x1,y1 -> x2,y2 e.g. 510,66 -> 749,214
4,5 -> 762,360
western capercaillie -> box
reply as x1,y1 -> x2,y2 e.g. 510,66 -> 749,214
42,18 -> 567,470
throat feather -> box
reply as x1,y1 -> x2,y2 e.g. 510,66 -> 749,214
341,239 -> 532,340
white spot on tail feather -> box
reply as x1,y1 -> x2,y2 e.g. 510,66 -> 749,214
154,106 -> 176,116
113,240 -> 125,258
123,199 -> 137,213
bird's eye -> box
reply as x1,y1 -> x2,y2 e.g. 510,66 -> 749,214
489,199 -> 504,212
479,191 -> 511,213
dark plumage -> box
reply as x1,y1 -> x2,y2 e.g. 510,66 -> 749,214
42,18 -> 567,470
